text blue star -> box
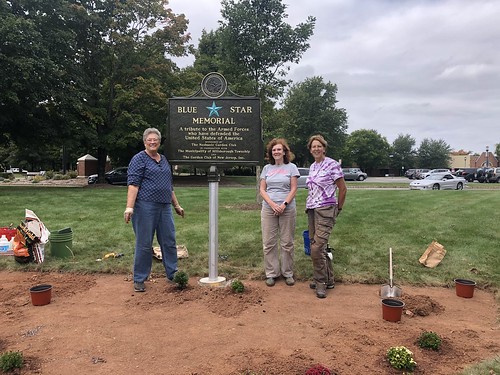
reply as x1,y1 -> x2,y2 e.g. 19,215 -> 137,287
206,101 -> 222,117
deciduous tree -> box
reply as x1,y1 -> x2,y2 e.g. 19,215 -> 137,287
345,129 -> 391,173
278,77 -> 348,166
391,134 -> 416,174
417,138 -> 452,168
218,0 -> 315,100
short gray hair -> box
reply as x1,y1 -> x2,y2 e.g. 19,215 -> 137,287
143,128 -> 161,142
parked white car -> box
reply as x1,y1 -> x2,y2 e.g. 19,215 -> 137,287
409,173 -> 466,190
423,169 -> 451,179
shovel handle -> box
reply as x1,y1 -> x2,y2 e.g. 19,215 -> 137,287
389,247 -> 393,287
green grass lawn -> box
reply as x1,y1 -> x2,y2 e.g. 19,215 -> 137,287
1,184 -> 498,294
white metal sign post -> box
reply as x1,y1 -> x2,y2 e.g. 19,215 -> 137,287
199,166 -> 226,286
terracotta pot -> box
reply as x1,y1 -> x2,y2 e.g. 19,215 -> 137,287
381,298 -> 405,322
30,284 -> 52,306
454,279 -> 476,298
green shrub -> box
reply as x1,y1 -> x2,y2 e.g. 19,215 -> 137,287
32,175 -> 46,183
231,279 -> 245,293
68,170 -> 78,178
0,351 -> 24,372
387,346 -> 416,371
45,170 -> 54,179
173,271 -> 188,289
53,173 -> 63,180
417,331 -> 442,351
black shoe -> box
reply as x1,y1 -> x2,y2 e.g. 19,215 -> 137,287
134,282 -> 145,292
316,283 -> 327,298
309,281 -> 335,290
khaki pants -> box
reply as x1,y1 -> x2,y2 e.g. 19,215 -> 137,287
261,205 -> 296,278
307,206 -> 338,284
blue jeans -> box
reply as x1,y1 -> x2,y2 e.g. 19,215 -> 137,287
132,199 -> 177,282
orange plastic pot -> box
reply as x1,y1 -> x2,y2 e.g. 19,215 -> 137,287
30,284 -> 52,306
381,298 -> 405,322
454,279 -> 476,298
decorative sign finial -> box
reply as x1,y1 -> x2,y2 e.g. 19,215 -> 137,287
201,72 -> 227,98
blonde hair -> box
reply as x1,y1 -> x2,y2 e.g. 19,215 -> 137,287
307,134 -> 328,150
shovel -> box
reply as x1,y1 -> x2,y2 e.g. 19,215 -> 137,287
380,247 -> 402,298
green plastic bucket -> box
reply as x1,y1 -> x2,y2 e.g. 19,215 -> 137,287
49,228 -> 74,258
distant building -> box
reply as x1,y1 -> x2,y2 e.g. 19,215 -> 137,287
450,149 -> 498,170
450,150 -> 470,169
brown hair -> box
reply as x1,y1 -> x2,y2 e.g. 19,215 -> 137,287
307,134 -> 328,151
265,138 -> 295,165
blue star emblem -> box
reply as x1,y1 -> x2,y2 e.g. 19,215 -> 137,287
206,101 -> 222,117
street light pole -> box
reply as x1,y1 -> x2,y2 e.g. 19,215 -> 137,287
464,156 -> 467,167
486,146 -> 489,168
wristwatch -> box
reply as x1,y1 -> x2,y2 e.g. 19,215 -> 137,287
283,201 -> 288,206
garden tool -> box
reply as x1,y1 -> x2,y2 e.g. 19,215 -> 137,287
380,247 -> 402,298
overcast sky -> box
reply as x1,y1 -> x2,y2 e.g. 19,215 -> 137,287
168,0 -> 499,155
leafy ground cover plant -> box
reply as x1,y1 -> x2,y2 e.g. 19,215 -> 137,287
387,346 -> 416,371
0,351 -> 24,372
231,279 -> 245,293
417,331 -> 442,351
304,364 -> 332,375
173,271 -> 188,289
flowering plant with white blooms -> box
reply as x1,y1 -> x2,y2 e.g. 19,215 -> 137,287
387,346 -> 417,371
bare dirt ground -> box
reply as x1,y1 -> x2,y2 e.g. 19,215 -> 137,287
0,271 -> 498,375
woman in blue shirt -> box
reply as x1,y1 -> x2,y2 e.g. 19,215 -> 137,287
124,128 -> 184,292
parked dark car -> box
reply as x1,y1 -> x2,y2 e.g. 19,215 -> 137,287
476,168 -> 498,183
88,167 -> 128,185
405,169 -> 416,179
453,168 -> 477,182
342,168 -> 367,181
415,169 -> 430,179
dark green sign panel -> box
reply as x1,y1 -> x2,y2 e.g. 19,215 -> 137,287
167,97 -> 262,166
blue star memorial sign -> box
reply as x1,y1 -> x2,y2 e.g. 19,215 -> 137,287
206,101 -> 222,117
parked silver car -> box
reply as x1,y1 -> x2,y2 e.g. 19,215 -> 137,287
297,168 -> 309,188
342,168 -> 367,181
409,173 -> 466,190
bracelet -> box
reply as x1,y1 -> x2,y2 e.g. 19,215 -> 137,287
338,207 -> 342,211
174,205 -> 182,209
124,207 -> 134,214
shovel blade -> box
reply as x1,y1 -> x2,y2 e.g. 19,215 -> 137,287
380,284 -> 402,298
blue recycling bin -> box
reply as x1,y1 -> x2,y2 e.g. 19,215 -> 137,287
303,230 -> 310,256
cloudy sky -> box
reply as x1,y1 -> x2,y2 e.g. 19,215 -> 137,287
168,0 -> 499,154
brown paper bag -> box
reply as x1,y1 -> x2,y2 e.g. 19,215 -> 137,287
419,241 -> 446,268
152,245 -> 189,260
